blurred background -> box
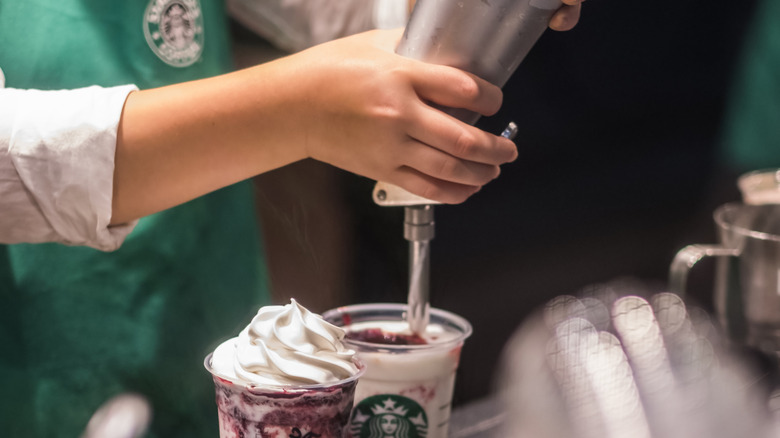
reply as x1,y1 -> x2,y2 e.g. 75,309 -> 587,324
234,0 -> 760,407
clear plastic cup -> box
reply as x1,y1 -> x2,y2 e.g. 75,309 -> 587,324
321,303 -> 472,438
204,354 -> 364,438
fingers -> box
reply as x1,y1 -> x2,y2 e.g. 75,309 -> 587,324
407,104 -> 518,165
400,139 -> 502,187
386,167 -> 482,204
410,63 -> 505,117
392,107 -> 517,203
549,2 -> 582,31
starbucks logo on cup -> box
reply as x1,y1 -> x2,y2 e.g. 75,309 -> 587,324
143,0 -> 204,67
350,395 -> 428,438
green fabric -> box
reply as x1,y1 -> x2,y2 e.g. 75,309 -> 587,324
0,1 -> 270,437
721,0 -> 780,171
0,0 -> 232,89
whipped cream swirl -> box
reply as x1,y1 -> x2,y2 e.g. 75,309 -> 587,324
211,299 -> 358,386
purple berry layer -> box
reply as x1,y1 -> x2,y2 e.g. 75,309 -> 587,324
211,376 -> 357,438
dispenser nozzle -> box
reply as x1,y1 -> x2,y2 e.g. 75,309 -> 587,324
405,205 -> 435,334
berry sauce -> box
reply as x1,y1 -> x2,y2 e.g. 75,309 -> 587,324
345,328 -> 427,345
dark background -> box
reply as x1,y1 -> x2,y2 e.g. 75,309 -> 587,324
241,0 -> 761,407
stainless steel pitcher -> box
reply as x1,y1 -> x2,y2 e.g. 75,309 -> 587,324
397,0 -> 563,124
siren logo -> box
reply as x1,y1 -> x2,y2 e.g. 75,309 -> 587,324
143,0 -> 204,67
350,395 -> 428,438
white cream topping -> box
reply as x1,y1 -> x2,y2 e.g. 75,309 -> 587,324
211,299 -> 358,386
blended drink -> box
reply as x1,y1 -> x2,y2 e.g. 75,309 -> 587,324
322,303 -> 471,438
205,299 -> 363,438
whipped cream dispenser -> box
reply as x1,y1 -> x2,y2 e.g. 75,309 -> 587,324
373,0 -> 562,333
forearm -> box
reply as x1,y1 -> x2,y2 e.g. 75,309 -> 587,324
113,61 -> 307,225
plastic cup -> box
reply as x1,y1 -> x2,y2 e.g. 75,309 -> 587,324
204,354 -> 364,438
321,303 -> 472,438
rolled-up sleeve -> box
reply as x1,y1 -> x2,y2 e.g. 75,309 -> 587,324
0,79 -> 139,251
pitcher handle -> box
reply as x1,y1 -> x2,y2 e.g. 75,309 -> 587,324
669,244 -> 740,297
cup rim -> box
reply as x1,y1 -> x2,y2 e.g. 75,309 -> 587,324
203,353 -> 365,393
714,202 -> 780,242
321,302 -> 473,351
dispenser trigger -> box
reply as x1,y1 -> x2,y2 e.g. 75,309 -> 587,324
372,182 -> 440,207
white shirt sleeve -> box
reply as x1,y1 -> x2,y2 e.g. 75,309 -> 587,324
0,74 -> 138,252
226,0 -> 410,53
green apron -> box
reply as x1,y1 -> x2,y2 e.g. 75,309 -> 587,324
721,0 -> 780,171
0,1 -> 271,436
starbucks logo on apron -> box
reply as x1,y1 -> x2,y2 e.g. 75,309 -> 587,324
143,0 -> 204,67
349,395 -> 428,438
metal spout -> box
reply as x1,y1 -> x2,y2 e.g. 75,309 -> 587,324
405,205 -> 434,334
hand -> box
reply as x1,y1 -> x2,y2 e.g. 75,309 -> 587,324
274,29 -> 518,204
550,0 -> 584,31
113,29 -> 517,224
